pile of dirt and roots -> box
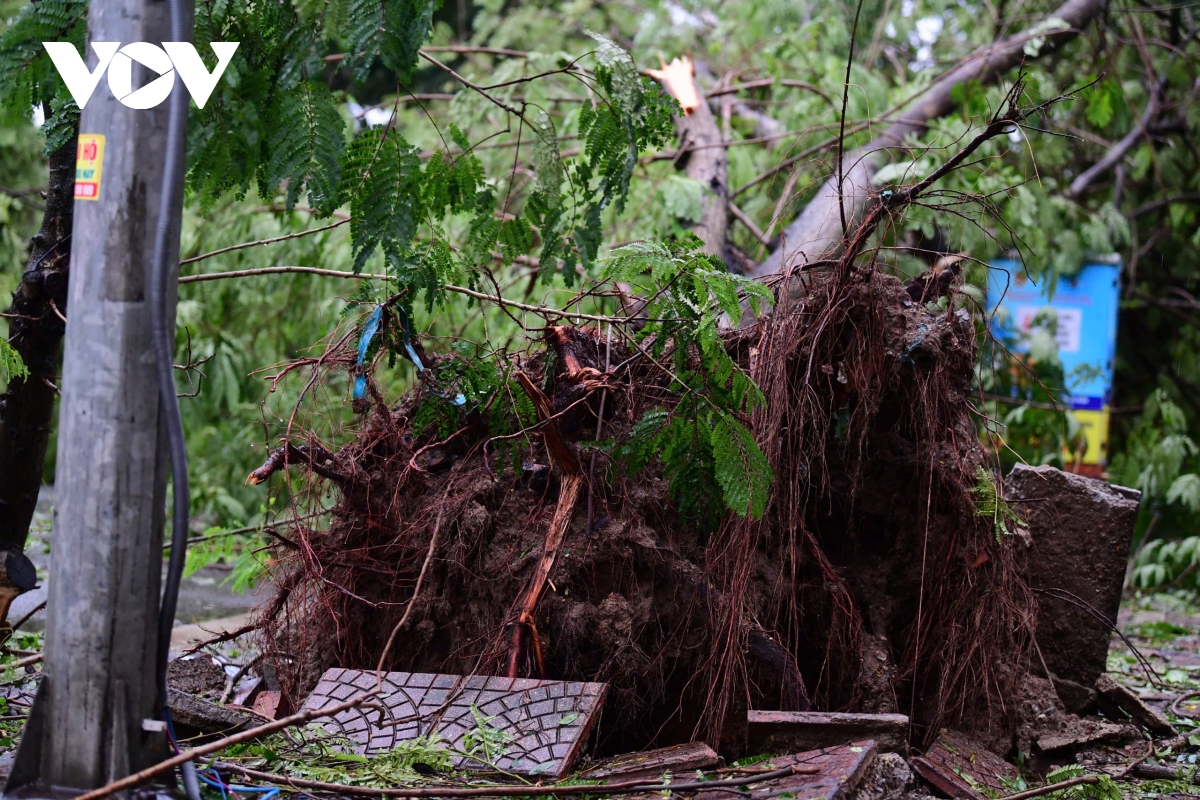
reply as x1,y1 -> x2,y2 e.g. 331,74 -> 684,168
252,267 -> 1035,757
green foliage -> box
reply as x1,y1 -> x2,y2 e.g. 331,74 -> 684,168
227,724 -> 455,786
1083,79 -> 1129,131
0,0 -> 84,120
1038,765 -> 1120,800
1110,390 -> 1200,549
37,87 -> 74,154
262,80 -> 345,213
970,466 -> 1027,545
977,308 -> 1086,472
460,705 -> 514,768
346,0 -> 441,84
605,237 -> 773,521
1131,537 -> 1200,591
0,338 -> 26,383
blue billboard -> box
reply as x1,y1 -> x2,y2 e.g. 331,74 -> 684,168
986,257 -> 1121,465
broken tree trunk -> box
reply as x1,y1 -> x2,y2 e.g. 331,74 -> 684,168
0,121 -> 77,555
751,0 -> 1107,282
648,57 -> 733,267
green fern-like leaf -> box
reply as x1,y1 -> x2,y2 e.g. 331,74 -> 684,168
971,465 -> 1027,544
262,80 -> 345,212
709,410 -> 773,519
1,340 -> 29,384
342,0 -> 439,83
39,87 -> 78,155
379,0 -> 440,83
341,128 -> 424,270
531,110 -> 565,205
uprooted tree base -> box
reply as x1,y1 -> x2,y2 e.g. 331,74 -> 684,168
252,268 -> 1034,758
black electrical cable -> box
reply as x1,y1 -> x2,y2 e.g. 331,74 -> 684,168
151,0 -> 192,712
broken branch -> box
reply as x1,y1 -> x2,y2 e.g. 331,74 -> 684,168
219,763 -> 815,797
72,693 -> 379,800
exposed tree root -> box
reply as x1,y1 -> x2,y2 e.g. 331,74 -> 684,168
252,268 -> 1033,757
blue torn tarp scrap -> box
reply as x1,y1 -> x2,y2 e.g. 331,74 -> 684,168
352,304 -> 465,406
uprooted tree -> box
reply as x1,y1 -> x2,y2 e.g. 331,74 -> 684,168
0,0 -> 1187,756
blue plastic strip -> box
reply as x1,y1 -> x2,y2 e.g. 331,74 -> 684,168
352,303 -> 464,407
353,305 -> 385,400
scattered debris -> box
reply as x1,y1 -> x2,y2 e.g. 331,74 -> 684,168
302,669 -> 607,778
167,654 -> 227,700
911,731 -> 1020,799
747,711 -> 909,756
252,690 -> 283,720
1007,465 -> 1140,688
714,741 -> 878,800
1035,720 -> 1125,754
1095,673 -> 1177,736
848,752 -> 915,800
167,688 -> 270,735
1049,675 -> 1097,715
219,743 -> 872,799
581,742 -> 721,781
232,676 -> 262,707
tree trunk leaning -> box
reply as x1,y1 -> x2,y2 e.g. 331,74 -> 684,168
752,0 -> 1108,282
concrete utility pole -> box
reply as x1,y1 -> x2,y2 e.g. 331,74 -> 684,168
5,0 -> 190,794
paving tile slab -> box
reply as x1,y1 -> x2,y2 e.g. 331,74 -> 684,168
301,669 -> 607,778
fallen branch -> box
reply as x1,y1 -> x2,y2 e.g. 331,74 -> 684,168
72,693 -> 378,800
219,762 -> 815,797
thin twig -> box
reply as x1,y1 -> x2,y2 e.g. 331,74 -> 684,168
8,600 -> 47,632
838,0 -> 868,236
180,220 -> 350,265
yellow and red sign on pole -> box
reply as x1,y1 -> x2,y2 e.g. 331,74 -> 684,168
74,133 -> 105,200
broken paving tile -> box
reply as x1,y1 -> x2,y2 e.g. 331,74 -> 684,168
301,669 -> 606,779
697,741 -> 876,800
253,690 -> 283,720
747,710 -> 909,755
1095,674 -> 1177,736
911,731 -> 1019,800
581,742 -> 721,781
1036,720 -> 1124,753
